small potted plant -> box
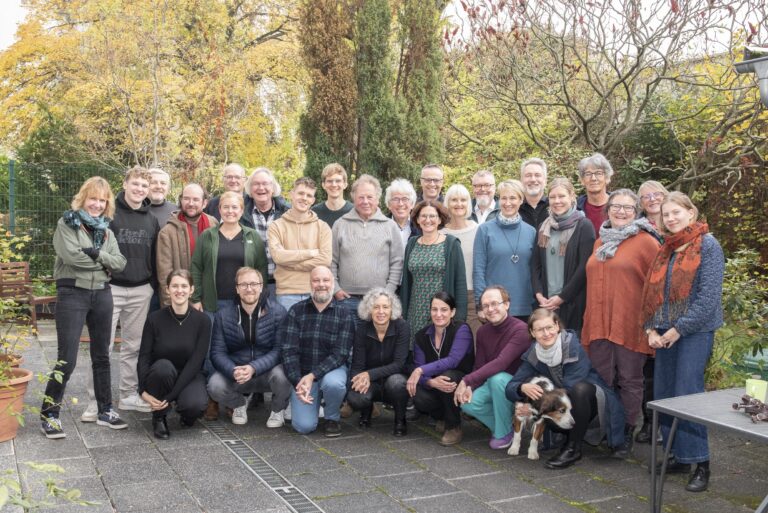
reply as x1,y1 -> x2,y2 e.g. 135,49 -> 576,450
0,297 -> 34,442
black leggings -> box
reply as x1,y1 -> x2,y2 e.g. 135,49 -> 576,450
346,374 -> 409,420
413,369 -> 465,429
548,381 -> 598,446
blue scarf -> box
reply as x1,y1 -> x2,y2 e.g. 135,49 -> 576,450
63,210 -> 110,249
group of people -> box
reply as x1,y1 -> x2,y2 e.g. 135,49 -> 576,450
40,156 -> 724,494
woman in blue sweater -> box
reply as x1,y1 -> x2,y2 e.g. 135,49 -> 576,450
473,180 -> 536,322
642,192 -> 724,493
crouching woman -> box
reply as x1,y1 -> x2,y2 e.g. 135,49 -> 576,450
505,309 -> 625,469
138,270 -> 210,439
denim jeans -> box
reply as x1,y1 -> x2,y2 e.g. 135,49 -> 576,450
460,372 -> 515,438
654,330 -> 714,464
337,297 -> 363,327
276,294 -> 310,312
43,286 -> 114,417
290,366 -> 348,434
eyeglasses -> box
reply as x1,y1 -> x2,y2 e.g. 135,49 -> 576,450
582,171 -> 605,179
389,197 -> 411,204
420,178 -> 443,184
418,214 -> 439,220
481,300 -> 506,311
237,282 -> 263,290
473,183 -> 494,189
224,175 -> 244,180
608,204 -> 637,213
640,192 -> 664,202
532,324 -> 558,335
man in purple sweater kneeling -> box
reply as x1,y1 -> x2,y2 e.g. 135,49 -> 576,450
454,285 -> 532,449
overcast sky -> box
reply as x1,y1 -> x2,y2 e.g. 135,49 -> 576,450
0,0 -> 27,50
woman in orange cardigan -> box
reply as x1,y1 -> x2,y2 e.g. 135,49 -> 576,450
581,189 -> 660,458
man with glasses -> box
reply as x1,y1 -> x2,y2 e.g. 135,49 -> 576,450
453,286 -> 530,450
282,266 -> 356,437
470,170 -> 499,224
156,183 -> 217,306
207,267 -> 291,427
205,163 -> 247,220
312,163 -> 353,227
418,164 -> 445,203
519,158 -> 550,229
576,153 -> 614,234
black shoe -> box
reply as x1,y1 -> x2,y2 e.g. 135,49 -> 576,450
635,422 -> 663,445
406,404 -> 420,421
153,416 -> 170,439
180,416 -> 196,428
324,420 -> 342,438
612,424 -> 634,459
41,415 -> 66,439
359,407 -> 372,428
393,420 -> 407,437
685,464 -> 710,492
650,456 -> 691,474
545,443 -> 582,469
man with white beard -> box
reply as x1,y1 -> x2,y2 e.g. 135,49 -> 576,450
470,170 -> 499,224
148,168 -> 176,227
518,158 -> 550,229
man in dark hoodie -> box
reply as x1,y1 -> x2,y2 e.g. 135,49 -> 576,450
81,166 -> 160,422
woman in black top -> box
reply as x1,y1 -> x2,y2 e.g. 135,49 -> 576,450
138,270 -> 211,439
346,288 -> 410,436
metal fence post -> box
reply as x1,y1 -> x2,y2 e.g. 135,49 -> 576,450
8,159 -> 15,234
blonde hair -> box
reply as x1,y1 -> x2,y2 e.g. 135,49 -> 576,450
219,190 -> 245,209
443,184 -> 472,219
497,179 -> 525,201
124,165 -> 151,183
547,176 -> 576,199
72,177 -> 115,218
661,191 -> 699,222
321,163 -> 348,182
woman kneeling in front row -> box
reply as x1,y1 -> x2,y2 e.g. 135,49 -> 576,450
505,309 -> 625,469
346,288 -> 410,436
138,270 -> 210,439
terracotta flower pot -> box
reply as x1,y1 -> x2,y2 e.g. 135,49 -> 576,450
0,367 -> 34,442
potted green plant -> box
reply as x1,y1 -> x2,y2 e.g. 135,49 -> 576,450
0,297 -> 34,442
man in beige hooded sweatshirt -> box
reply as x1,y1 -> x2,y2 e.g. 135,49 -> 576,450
267,177 -> 332,311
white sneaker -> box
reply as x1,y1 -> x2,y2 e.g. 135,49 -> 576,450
266,410 -> 284,428
119,394 -> 151,413
232,405 -> 248,425
80,401 -> 98,422
283,404 -> 292,421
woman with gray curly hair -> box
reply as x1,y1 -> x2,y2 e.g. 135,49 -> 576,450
346,288 -> 411,436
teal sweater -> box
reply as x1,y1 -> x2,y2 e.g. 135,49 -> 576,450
400,234 -> 467,322
190,225 -> 267,312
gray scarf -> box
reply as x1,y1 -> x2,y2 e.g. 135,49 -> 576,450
596,217 -> 655,261
535,333 -> 563,367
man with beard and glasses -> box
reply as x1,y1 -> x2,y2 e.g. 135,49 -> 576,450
282,266 -> 356,437
519,158 -> 550,229
156,184 -> 218,306
148,168 -> 176,226
207,267 -> 291,427
470,170 -> 499,224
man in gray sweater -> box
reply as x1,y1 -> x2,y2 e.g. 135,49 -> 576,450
331,174 -> 404,315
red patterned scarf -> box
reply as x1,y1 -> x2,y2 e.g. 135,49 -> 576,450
642,221 -> 708,323
178,213 -> 211,255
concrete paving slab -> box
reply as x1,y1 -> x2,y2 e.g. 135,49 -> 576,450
490,492 -> 587,513
267,447 -> 344,476
447,471 -> 543,502
314,490 -> 410,513
373,470 -> 459,501
185,479 -> 289,512
384,436 -> 466,460
109,480 -> 200,512
96,457 -> 178,487
291,467 -> 376,498
403,490 -> 499,513
421,452 -> 501,479
314,433 -> 390,458
344,450 -> 425,477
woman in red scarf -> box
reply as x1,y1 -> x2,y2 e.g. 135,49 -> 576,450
642,192 -> 724,493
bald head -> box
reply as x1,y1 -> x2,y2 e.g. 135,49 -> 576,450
180,183 -> 206,219
310,266 -> 334,305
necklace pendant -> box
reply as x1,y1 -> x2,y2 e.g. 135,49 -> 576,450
550,247 -> 556,255
510,254 -> 519,264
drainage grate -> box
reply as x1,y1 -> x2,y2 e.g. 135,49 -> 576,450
202,420 -> 325,513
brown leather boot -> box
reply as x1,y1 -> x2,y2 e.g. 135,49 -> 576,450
440,426 -> 463,446
204,399 -> 219,421
340,401 -> 353,418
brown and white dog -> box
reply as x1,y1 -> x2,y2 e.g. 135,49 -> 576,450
507,377 -> 575,460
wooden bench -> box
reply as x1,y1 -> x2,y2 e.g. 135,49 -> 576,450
0,261 -> 57,332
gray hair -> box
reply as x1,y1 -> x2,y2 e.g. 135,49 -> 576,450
578,153 -> 614,179
246,167 -> 281,197
357,287 -> 403,321
385,178 -> 417,206
471,169 -> 495,184
520,158 -> 547,177
443,184 -> 472,219
351,174 -> 382,201
637,180 -> 669,197
420,164 -> 444,178
222,163 -> 246,178
606,188 -> 640,217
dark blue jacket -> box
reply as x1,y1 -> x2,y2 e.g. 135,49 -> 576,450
505,330 -> 625,448
210,296 -> 287,378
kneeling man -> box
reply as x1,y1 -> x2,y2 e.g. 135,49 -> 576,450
454,285 -> 531,449
208,267 -> 291,427
282,266 -> 356,437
